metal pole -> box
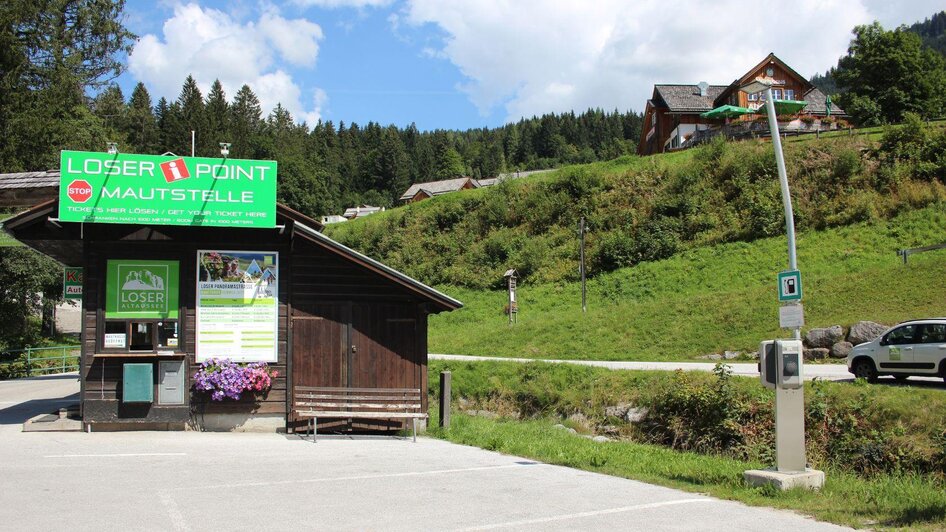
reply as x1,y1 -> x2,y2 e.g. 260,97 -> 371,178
763,87 -> 800,343
764,86 -> 807,474
579,217 -> 586,313
439,371 -> 451,429
191,130 -> 196,157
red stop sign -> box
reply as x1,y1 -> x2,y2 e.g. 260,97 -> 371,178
67,180 -> 93,203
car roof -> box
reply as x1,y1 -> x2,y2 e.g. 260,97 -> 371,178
896,318 -> 946,325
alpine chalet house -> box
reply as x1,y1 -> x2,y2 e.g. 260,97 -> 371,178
638,53 -> 845,156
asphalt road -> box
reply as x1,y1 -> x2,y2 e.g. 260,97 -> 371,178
430,353 -> 946,387
0,374 -> 850,531
0,372 -> 79,428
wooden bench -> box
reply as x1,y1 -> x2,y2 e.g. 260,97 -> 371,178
293,386 -> 427,442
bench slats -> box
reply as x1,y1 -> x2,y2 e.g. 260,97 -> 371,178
295,386 -> 420,393
295,394 -> 419,401
292,385 -> 428,442
295,401 -> 421,409
296,411 -> 427,419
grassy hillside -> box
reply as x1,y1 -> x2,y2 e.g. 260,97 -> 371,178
324,119 -> 946,361
428,205 -> 946,360
326,118 -> 946,290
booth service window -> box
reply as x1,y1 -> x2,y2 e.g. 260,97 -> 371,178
102,259 -> 181,353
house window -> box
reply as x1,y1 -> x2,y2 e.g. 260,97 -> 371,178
772,89 -> 783,100
748,93 -> 759,101
102,259 -> 181,353
784,89 -> 795,100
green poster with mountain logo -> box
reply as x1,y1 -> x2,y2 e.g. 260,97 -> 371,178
106,260 -> 179,319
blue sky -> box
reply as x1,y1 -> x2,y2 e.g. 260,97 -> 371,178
117,0 -> 944,132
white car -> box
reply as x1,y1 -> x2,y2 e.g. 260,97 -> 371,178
847,319 -> 946,383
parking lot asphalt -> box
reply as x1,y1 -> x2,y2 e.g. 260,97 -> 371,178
0,374 -> 850,531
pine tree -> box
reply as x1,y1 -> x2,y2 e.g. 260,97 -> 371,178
91,85 -> 127,145
432,132 -> 466,179
176,75 -> 205,156
203,79 -> 229,156
230,84 -> 262,159
127,82 -> 158,154
0,0 -> 134,169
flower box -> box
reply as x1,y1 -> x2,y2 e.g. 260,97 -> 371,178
193,358 -> 278,401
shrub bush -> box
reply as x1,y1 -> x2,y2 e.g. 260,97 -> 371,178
431,360 -> 946,479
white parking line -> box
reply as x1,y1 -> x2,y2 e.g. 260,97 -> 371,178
44,453 -> 187,458
175,462 -> 550,491
460,498 -> 713,530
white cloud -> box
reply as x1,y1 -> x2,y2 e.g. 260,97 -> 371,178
259,11 -> 323,67
292,0 -> 393,8
401,0 -> 907,121
128,3 -> 325,125
303,88 -> 329,125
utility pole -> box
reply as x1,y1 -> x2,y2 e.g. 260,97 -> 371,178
579,217 -> 586,313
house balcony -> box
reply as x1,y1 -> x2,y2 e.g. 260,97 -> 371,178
680,118 -> 841,150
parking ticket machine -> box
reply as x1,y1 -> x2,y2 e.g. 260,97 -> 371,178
759,339 -> 804,390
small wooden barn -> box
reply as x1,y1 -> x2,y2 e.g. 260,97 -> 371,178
3,200 -> 461,433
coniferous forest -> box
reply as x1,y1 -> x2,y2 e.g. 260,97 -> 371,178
86,75 -> 643,217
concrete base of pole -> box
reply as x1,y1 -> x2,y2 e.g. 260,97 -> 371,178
743,468 -> 825,491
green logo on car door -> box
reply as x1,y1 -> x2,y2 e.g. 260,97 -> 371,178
889,347 -> 901,361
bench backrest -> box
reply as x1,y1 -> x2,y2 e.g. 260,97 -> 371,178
294,386 -> 423,414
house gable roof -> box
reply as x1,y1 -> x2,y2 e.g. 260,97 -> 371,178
653,84 -> 729,113
801,87 -> 847,116
715,53 -> 816,106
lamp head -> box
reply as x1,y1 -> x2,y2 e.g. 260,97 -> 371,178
740,76 -> 775,95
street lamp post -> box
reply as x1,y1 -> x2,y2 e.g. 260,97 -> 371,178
743,78 -> 799,342
740,77 -> 823,490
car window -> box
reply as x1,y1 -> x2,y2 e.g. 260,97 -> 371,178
885,325 -> 918,345
919,324 -> 946,344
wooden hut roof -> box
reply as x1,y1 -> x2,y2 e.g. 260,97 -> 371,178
2,200 -> 462,313
0,170 -> 60,207
399,177 -> 477,201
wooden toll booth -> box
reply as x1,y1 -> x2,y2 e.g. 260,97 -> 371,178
3,197 -> 460,433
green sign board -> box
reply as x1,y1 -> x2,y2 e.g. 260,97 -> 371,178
58,150 -> 277,228
63,267 -> 83,300
106,260 -> 179,319
777,270 -> 802,302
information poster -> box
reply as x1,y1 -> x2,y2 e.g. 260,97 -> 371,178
196,250 -> 278,362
